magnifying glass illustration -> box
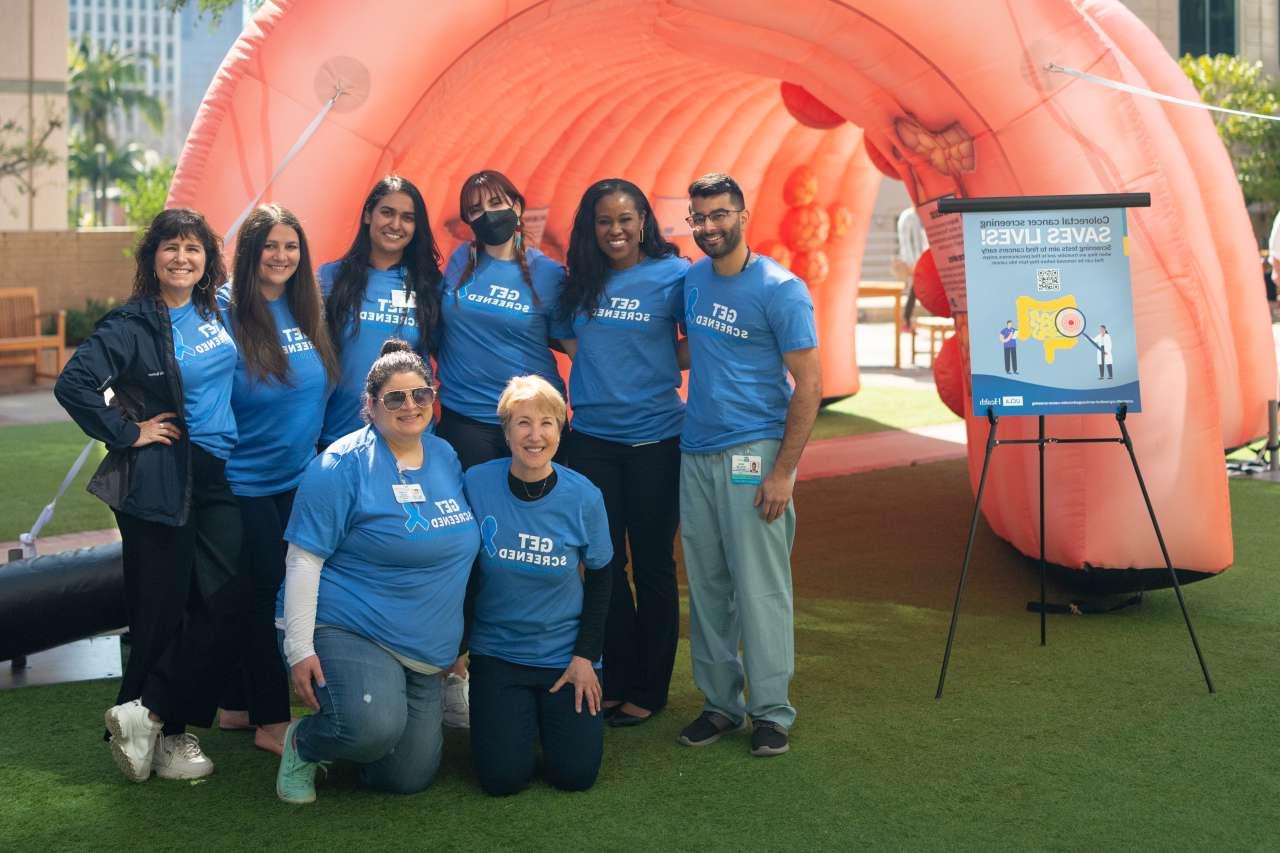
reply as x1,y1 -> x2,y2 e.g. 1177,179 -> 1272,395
1053,306 -> 1101,350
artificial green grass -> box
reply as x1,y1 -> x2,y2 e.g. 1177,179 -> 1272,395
1,459 -> 1275,850
0,421 -> 110,540
812,382 -> 958,441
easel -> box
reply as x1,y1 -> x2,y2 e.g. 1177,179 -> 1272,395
931,193 -> 1214,698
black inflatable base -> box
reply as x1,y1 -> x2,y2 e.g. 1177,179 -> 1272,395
0,543 -> 126,662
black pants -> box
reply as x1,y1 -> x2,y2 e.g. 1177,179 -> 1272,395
565,430 -> 680,712
468,654 -> 603,795
1004,347 -> 1017,373
220,489 -> 294,725
436,406 -> 509,470
113,445 -> 243,735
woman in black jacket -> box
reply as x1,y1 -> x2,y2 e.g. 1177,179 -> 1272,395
55,208 -> 243,784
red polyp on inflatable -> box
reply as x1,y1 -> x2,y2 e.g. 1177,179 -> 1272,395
910,249 -> 950,319
172,0 -> 1275,580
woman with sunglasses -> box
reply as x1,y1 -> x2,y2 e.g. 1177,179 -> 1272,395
435,170 -> 566,470
275,339 -> 479,804
555,179 -> 688,727
319,175 -> 443,450
214,205 -> 340,755
55,209 -> 241,783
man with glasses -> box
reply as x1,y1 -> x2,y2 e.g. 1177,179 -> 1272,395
676,172 -> 822,757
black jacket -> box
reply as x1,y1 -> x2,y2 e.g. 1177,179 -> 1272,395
55,297 -> 193,526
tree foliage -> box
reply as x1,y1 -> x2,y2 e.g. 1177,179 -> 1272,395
1179,53 -> 1280,232
0,111 -> 63,203
119,157 -> 176,227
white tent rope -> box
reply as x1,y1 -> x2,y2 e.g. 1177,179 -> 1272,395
222,86 -> 343,242
19,438 -> 97,559
1046,62 -> 1280,122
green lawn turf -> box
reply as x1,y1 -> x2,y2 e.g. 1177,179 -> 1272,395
1,459 -> 1275,850
0,421 -> 110,541
812,382 -> 959,441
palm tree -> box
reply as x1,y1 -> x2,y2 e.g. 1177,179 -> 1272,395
66,39 -> 164,225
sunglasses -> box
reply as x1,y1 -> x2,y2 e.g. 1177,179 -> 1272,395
379,386 -> 436,411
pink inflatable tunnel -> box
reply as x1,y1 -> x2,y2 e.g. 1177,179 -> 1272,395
171,0 -> 1275,578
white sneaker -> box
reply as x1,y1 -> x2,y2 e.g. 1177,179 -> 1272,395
104,699 -> 162,782
153,732 -> 214,780
442,673 -> 470,729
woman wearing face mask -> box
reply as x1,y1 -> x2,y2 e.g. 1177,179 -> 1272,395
55,209 -> 241,783
555,179 -> 688,727
319,175 -> 443,450
214,205 -> 340,755
435,170 -> 567,470
463,375 -> 612,795
275,340 -> 480,804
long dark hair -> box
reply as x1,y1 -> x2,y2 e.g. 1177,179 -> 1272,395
325,175 -> 442,354
229,204 -> 339,385
453,169 -> 538,305
561,178 -> 680,321
132,208 -> 226,319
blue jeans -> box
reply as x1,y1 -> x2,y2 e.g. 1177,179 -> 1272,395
293,625 -> 444,794
469,654 -> 603,795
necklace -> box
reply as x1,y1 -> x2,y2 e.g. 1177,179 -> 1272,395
740,248 -> 752,274
520,474 -> 552,500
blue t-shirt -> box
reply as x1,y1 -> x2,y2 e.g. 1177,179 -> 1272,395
168,300 -> 237,459
550,255 -> 688,445
319,262 -> 424,445
464,459 -> 612,669
437,245 -> 565,424
284,427 -> 480,668
217,286 -> 329,497
681,256 -> 818,453
1000,327 -> 1017,348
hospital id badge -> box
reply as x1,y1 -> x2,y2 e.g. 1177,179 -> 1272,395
392,483 -> 425,503
730,454 -> 763,485
391,289 -> 417,309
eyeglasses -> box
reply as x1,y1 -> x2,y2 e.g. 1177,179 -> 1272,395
685,208 -> 744,230
379,386 -> 436,411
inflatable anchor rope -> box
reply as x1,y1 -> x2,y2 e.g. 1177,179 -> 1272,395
18,438 -> 97,560
1046,62 -> 1280,123
222,84 -> 344,243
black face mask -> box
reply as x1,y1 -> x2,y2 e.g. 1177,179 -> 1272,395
469,208 -> 519,246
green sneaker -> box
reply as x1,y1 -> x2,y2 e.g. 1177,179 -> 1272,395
276,719 -> 318,804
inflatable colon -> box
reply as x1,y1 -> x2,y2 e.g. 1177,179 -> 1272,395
170,0 -> 1274,579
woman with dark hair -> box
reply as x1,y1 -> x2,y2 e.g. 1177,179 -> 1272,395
55,208 -> 242,783
436,170 -> 566,470
554,178 -> 689,727
319,175 -> 443,449
275,340 -> 479,804
214,204 -> 340,755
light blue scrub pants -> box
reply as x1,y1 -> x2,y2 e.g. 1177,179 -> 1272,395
680,438 -> 797,729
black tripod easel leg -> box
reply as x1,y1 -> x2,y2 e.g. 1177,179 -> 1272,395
1115,406 -> 1215,694
1038,415 -> 1047,646
936,408 -> 999,699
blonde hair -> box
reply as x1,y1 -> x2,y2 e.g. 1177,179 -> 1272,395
497,375 -> 566,430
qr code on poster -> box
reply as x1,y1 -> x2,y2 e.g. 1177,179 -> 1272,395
1036,268 -> 1061,292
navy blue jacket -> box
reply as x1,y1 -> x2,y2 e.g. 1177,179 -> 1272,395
55,297 -> 193,526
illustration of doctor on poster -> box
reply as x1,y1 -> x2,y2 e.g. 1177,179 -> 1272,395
962,206 -> 1141,416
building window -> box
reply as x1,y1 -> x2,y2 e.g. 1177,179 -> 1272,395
1179,0 -> 1236,56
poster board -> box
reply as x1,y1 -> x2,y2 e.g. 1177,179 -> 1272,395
959,201 -> 1142,417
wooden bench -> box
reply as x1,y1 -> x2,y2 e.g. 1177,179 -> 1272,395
0,287 -> 66,380
911,316 -> 955,366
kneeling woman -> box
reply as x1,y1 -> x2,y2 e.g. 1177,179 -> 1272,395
464,376 -> 612,795
275,340 -> 479,804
